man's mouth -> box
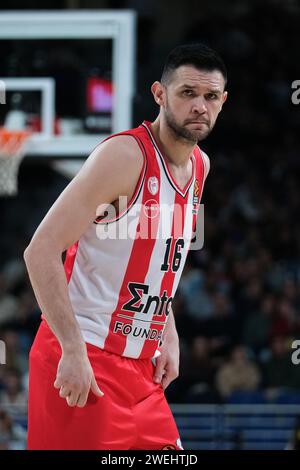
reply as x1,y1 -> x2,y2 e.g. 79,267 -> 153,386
186,121 -> 208,125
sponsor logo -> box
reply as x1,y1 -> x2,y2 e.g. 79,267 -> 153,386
192,179 -> 200,215
122,282 -> 172,316
113,322 -> 164,341
143,199 -> 160,219
193,179 -> 200,204
161,444 -> 177,450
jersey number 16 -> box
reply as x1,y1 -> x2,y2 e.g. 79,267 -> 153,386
161,237 -> 185,273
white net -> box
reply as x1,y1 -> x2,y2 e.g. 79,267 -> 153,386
0,130 -> 30,196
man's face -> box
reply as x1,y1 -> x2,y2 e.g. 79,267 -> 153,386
153,65 -> 227,143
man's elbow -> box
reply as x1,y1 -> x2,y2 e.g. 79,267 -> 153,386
23,242 -> 37,268
24,238 -> 49,267
24,236 -> 62,267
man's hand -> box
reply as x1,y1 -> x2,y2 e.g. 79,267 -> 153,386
54,348 -> 104,408
153,335 -> 180,390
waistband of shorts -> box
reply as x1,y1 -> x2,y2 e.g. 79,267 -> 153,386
39,318 -> 155,364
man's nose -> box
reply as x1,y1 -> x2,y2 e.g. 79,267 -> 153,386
191,97 -> 208,114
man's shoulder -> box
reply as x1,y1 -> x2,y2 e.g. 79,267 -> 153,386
95,130 -> 145,166
100,124 -> 148,158
104,122 -> 147,144
85,128 -> 146,200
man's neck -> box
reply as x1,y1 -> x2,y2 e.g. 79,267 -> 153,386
150,117 -> 196,168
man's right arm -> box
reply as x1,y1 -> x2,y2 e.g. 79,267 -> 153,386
24,135 -> 144,407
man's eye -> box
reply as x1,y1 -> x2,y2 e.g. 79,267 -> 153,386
182,90 -> 194,96
206,93 -> 218,100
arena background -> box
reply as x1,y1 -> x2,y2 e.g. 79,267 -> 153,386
0,0 -> 300,450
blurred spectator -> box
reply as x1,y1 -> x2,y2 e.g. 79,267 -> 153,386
1,330 -> 28,374
1,258 -> 26,293
242,294 -> 275,353
0,408 -> 27,450
0,274 -> 18,327
216,346 -> 261,400
269,298 -> 298,339
196,291 -> 236,356
4,289 -> 40,352
263,336 -> 300,394
179,261 -> 214,320
180,336 -> 219,403
0,368 -> 28,419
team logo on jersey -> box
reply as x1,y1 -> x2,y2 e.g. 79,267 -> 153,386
147,176 -> 159,195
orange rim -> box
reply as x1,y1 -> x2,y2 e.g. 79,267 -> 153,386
0,128 -> 31,156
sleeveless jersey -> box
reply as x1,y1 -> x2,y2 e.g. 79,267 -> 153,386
64,121 -> 207,359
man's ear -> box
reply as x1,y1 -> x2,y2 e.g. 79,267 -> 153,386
151,81 -> 165,106
219,90 -> 228,112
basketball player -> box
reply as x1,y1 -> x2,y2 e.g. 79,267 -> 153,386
24,43 -> 227,450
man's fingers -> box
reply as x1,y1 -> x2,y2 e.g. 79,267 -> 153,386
54,377 -> 62,389
90,375 -> 104,397
58,385 -> 89,407
59,386 -> 71,399
154,358 -> 166,383
76,376 -> 104,407
66,392 -> 80,407
154,367 -> 166,384
76,392 -> 89,408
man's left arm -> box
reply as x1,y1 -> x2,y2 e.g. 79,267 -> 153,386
153,308 -> 180,390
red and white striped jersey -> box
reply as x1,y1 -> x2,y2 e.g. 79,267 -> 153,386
64,121 -> 207,359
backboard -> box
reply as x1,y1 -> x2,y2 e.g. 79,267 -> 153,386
0,10 -> 136,159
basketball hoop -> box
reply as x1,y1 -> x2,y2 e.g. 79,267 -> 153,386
0,128 -> 31,196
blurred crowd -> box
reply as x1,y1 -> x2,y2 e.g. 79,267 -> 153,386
0,166 -> 68,449
165,0 -> 300,404
0,0 -> 300,450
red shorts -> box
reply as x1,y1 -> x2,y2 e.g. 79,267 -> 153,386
28,321 -> 182,450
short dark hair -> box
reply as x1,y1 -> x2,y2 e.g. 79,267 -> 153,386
161,43 -> 227,86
